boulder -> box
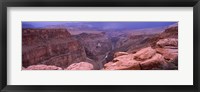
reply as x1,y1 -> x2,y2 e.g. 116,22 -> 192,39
25,65 -> 62,70
156,38 -> 178,47
104,54 -> 141,70
134,47 -> 156,61
155,48 -> 178,63
140,54 -> 167,70
65,62 -> 94,70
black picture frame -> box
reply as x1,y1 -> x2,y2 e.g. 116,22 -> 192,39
0,0 -> 200,92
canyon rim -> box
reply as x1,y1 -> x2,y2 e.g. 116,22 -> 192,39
22,22 -> 178,70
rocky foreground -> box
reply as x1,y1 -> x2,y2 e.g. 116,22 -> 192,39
104,39 -> 178,70
22,25 -> 178,70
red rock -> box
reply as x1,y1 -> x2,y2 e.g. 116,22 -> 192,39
113,54 -> 134,62
114,52 -> 129,58
22,28 -> 87,68
155,48 -> 178,63
134,47 -> 156,61
104,54 -> 141,70
156,38 -> 178,47
22,29 -> 71,46
25,65 -> 62,70
103,25 -> 178,70
142,26 -> 178,48
159,26 -> 178,39
65,62 -> 94,70
164,26 -> 178,34
140,54 -> 167,70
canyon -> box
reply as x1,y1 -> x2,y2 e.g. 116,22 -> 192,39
22,23 -> 178,70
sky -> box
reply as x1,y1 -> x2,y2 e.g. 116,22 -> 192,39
22,22 -> 177,31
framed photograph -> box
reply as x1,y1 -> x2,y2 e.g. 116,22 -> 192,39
0,0 -> 199,92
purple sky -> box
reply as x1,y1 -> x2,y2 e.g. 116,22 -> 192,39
22,22 -> 177,31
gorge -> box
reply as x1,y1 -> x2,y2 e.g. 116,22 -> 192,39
22,23 -> 178,70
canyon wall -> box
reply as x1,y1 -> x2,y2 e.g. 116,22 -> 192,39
22,29 -> 98,69
75,32 -> 112,68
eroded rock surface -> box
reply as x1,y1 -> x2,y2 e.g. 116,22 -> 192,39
134,47 -> 156,61
65,62 -> 94,70
114,52 -> 129,58
24,65 -> 62,70
104,54 -> 141,70
22,29 -> 88,68
156,38 -> 178,48
139,53 -> 167,70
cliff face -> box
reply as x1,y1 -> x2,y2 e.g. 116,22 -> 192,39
146,26 -> 178,47
22,29 -> 88,68
73,32 -> 113,69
